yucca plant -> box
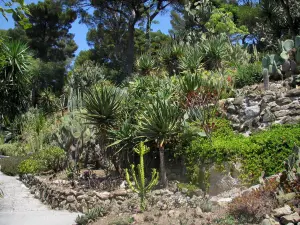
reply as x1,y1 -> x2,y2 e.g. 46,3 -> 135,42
201,34 -> 230,71
159,43 -> 185,76
135,54 -> 156,76
138,96 -> 183,187
179,45 -> 204,74
0,40 -> 31,120
83,84 -> 125,172
84,84 -> 124,129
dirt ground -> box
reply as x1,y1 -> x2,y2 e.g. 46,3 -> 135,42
92,207 -> 228,225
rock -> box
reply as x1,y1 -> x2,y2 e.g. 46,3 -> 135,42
261,217 -> 280,225
245,105 -> 260,118
233,96 -> 244,105
286,89 -> 300,97
96,191 -> 111,200
193,189 -> 203,197
181,188 -> 188,194
272,205 -> 293,218
281,212 -> 300,224
276,97 -> 292,106
194,207 -> 203,218
262,109 -> 276,123
112,189 -> 127,197
66,195 -> 76,203
274,110 -> 290,118
168,210 -> 180,218
227,104 -> 237,114
77,195 -> 86,201
277,192 -> 297,205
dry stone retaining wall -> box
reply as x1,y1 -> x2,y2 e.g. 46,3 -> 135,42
223,87 -> 300,134
20,174 -> 206,214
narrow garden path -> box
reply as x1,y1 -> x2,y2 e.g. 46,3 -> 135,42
0,172 -> 78,225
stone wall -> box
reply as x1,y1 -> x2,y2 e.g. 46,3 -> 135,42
20,174 -> 206,214
222,87 -> 300,134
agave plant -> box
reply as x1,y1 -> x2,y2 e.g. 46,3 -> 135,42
179,73 -> 203,94
179,44 -> 204,74
159,43 -> 185,76
135,54 -> 156,76
201,34 -> 230,71
138,96 -> 183,187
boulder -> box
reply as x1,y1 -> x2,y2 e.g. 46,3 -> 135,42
276,97 -> 292,106
285,89 -> 300,97
272,205 -> 293,218
96,191 -> 111,200
66,195 -> 76,203
281,212 -> 300,225
245,105 -> 260,118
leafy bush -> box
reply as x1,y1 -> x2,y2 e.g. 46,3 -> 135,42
18,158 -> 44,175
0,156 -> 27,176
0,143 -> 18,156
228,178 -> 278,223
234,62 -> 262,88
184,121 -> 300,185
38,146 -> 66,172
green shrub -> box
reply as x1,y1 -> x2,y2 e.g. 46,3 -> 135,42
0,156 -> 27,176
18,146 -> 66,175
184,122 -> 300,185
0,144 -> 17,156
38,146 -> 66,172
0,143 -> 26,156
234,62 -> 262,88
18,158 -> 44,174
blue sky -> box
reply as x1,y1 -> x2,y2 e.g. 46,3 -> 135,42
0,0 -> 172,55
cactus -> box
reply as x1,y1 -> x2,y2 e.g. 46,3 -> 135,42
263,68 -> 269,90
277,145 -> 300,196
125,142 -> 159,211
280,36 -> 300,74
262,54 -> 282,79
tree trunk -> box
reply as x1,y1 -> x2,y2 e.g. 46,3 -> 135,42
146,14 -> 151,52
159,145 -> 168,188
125,22 -> 135,75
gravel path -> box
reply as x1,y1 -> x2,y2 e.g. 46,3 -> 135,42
0,172 -> 79,225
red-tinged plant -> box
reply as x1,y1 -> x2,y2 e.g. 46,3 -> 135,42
228,178 -> 279,223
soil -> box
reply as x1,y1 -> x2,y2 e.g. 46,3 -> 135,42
92,207 -> 228,225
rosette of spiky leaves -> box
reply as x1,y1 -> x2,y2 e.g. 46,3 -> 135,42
75,206 -> 106,225
138,97 -> 183,145
159,43 -> 184,76
179,45 -> 204,74
125,142 -> 159,210
201,34 -> 230,71
135,54 -> 156,76
83,84 -> 125,129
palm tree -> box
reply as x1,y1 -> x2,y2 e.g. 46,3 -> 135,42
83,84 -> 125,172
138,96 -> 183,187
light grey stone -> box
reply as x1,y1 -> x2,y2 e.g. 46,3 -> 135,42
272,205 -> 292,218
245,105 -> 260,118
66,195 -> 75,203
274,110 -> 290,118
281,212 -> 300,224
286,89 -> 300,97
276,97 -> 292,106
